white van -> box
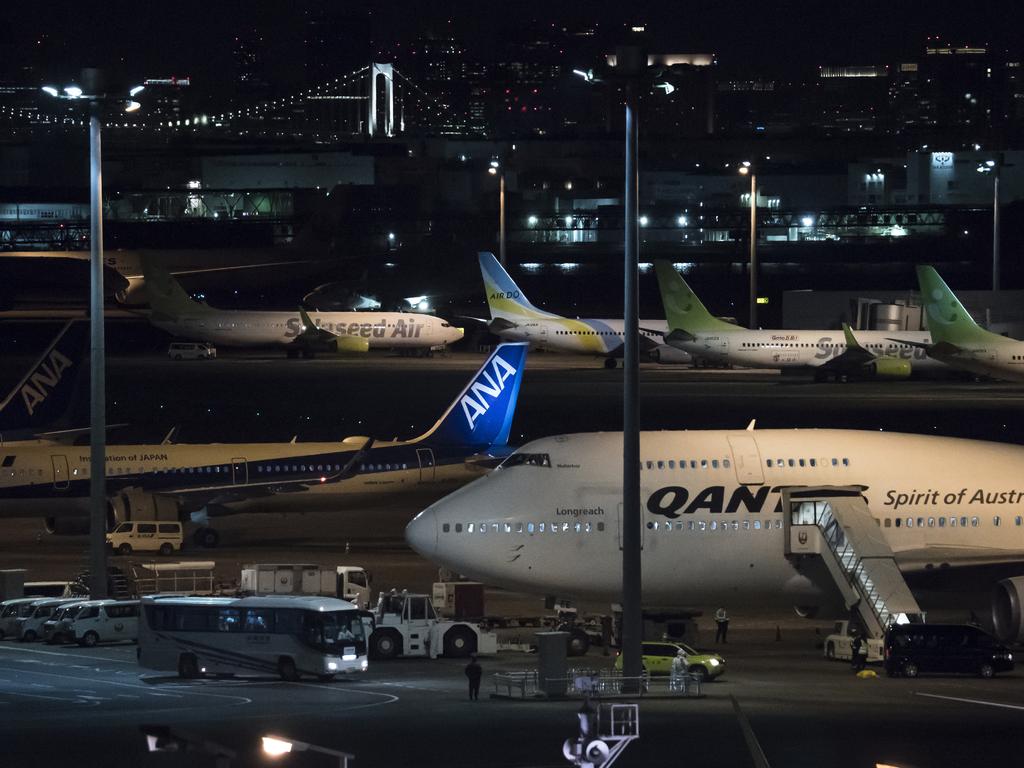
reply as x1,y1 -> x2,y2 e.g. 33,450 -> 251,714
43,600 -> 92,644
70,600 -> 140,646
18,598 -> 82,642
106,521 -> 183,555
168,342 -> 216,360
0,598 -> 43,639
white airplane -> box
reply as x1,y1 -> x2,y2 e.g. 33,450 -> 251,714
0,342 -> 527,547
408,426 -> 1024,642
478,252 -> 689,368
144,260 -> 462,357
909,265 -> 1024,382
654,262 -> 946,380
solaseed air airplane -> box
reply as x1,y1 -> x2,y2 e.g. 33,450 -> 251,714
144,260 -> 463,357
907,265 -> 1024,382
407,425 -> 1024,643
0,340 -> 526,547
654,261 -> 946,379
478,252 -> 689,368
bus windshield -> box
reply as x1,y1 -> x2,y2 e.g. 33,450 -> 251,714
301,609 -> 364,653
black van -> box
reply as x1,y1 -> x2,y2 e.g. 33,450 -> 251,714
884,624 -> 1015,678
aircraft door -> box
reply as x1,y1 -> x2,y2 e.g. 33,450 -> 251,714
50,455 -> 70,491
727,435 -> 765,485
231,458 -> 248,485
417,448 -> 436,483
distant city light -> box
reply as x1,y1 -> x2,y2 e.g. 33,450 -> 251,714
677,215 -> 688,226
520,262 -> 542,271
801,216 -> 815,227
63,86 -> 82,98
564,215 -> 573,227
639,215 -> 649,226
387,232 -> 395,241
527,215 -> 538,226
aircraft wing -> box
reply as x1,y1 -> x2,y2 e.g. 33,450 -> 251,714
118,438 -> 374,511
289,307 -> 370,353
818,323 -> 877,371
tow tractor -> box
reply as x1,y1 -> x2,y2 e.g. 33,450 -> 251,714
369,590 -> 497,660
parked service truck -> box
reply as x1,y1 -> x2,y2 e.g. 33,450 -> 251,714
824,620 -> 883,662
369,590 -> 497,660
240,564 -> 371,608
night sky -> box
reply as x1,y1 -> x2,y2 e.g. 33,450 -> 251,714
2,1 -> 1020,99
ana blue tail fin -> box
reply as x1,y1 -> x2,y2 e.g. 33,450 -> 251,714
416,342 -> 528,448
0,321 -> 87,437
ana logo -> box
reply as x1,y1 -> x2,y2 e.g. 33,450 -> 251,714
490,291 -> 520,301
20,349 -> 73,416
460,354 -> 518,430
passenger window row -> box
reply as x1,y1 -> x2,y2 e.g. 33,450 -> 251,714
643,458 -> 731,471
441,521 -> 608,534
882,515 -> 1019,529
766,457 -> 850,468
646,519 -> 783,532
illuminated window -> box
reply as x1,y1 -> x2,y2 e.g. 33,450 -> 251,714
699,521 -> 707,531
527,523 -> 535,533
504,523 -> 512,533
467,523 -> 474,533
993,516 -> 1000,527
516,523 -> 524,533
753,520 -> 761,530
710,521 -> 718,530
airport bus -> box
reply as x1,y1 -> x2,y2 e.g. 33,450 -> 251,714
138,595 -> 367,681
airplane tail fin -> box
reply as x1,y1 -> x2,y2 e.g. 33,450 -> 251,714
478,252 -> 557,321
916,266 -> 995,346
654,262 -> 743,333
416,342 -> 528,448
142,257 -> 208,317
0,321 -> 87,437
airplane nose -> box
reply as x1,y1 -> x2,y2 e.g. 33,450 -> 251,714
405,506 -> 437,558
448,325 -> 465,343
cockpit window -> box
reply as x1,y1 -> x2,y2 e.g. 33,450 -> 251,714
498,453 -> 551,469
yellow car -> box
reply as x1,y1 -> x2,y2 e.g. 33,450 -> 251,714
614,640 -> 726,681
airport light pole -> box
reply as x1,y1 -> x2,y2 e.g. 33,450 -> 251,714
42,73 -> 143,599
575,45 -> 687,692
977,157 -> 1002,291
739,162 -> 758,327
488,159 -> 507,266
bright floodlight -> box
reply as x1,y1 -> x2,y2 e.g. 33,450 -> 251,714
417,301 -> 429,311
125,101 -> 141,113
41,86 -> 59,97
129,85 -> 145,97
742,161 -> 752,167
986,160 -> 996,167
487,166 -> 497,175
639,215 -> 649,226
738,166 -> 749,175
801,216 -> 814,227
262,737 -> 295,757
677,215 -> 687,226
64,85 -> 83,98
489,159 -> 499,168
527,215 -> 538,226
572,68 -> 594,82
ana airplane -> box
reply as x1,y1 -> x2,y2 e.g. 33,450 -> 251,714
478,252 -> 688,368
144,260 -> 463,357
0,343 -> 527,547
408,425 -> 1024,643
654,262 -> 945,380
908,265 -> 1024,382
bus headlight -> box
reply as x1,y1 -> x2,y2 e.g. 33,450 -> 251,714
328,661 -> 338,670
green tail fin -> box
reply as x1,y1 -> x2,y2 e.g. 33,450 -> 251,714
841,323 -> 863,351
654,262 -> 743,334
142,258 -> 207,317
916,266 -> 995,346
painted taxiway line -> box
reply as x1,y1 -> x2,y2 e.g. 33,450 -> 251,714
0,644 -> 137,664
915,692 -> 1024,712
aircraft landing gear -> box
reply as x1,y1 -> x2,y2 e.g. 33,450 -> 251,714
193,527 -> 220,548
603,358 -> 618,369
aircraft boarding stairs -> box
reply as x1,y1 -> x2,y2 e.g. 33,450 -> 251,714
782,487 -> 924,638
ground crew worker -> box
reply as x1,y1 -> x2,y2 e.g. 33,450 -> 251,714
851,635 -> 867,672
465,654 -> 482,700
714,607 -> 730,643
670,648 -> 689,692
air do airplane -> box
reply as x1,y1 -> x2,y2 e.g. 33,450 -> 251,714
478,252 -> 689,368
0,335 -> 527,548
408,425 -> 1024,644
144,260 -> 463,357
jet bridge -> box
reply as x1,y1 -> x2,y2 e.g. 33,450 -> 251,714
782,486 -> 923,638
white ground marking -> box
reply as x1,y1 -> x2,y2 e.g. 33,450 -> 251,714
915,692 -> 1024,712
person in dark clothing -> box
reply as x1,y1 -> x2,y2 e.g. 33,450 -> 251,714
465,655 -> 482,700
850,635 -> 866,672
714,607 -> 730,643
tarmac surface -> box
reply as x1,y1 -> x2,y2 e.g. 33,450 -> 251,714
1,348 -> 1023,766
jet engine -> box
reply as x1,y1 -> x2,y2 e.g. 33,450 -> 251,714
867,358 -> 912,380
993,577 -> 1024,643
43,517 -> 91,535
107,489 -> 181,528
